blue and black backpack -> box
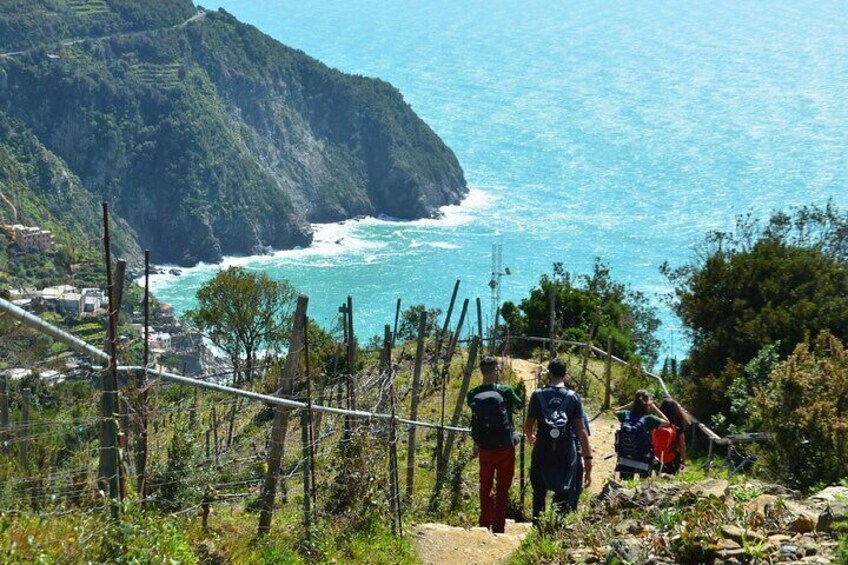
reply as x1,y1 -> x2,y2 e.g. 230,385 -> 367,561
615,410 -> 653,473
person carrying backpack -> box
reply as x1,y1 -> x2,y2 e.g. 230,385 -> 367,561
467,356 -> 523,533
614,390 -> 669,479
654,397 -> 692,474
523,359 -> 592,525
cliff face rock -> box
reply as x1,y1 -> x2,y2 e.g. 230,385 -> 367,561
0,2 -> 467,265
0,111 -> 141,284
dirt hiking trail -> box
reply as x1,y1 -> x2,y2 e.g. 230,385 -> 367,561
414,357 -> 619,565
503,356 -> 619,494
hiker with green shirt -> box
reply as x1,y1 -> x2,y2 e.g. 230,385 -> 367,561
614,389 -> 669,479
467,356 -> 523,533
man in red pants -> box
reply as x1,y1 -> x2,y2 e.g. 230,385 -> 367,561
467,356 -> 523,533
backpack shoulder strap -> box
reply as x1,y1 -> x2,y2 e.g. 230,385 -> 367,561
535,389 -> 550,412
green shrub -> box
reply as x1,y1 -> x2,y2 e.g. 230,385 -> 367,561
837,534 -> 848,565
752,331 -> 848,490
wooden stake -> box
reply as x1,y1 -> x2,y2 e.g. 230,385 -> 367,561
476,297 -> 483,340
211,406 -> 220,467
101,202 -> 121,520
548,285 -> 556,356
579,308 -> 600,394
392,298 -> 402,347
20,388 -> 30,472
405,311 -> 427,500
0,373 -> 8,454
300,410 -> 313,542
441,336 -> 480,466
435,280 -> 460,360
226,398 -> 238,448
436,299 -> 468,485
137,250 -> 150,500
258,294 -> 308,535
345,296 -> 356,413
384,325 -> 402,536
603,336 -> 613,410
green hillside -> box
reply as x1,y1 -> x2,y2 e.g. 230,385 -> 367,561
0,1 -> 467,266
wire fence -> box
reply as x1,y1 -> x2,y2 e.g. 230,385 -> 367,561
1,288 -> 732,544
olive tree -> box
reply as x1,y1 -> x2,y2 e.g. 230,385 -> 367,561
185,267 -> 297,384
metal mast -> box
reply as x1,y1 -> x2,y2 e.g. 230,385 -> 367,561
488,243 -> 509,350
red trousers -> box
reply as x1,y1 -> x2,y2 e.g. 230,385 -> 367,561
478,446 -> 515,533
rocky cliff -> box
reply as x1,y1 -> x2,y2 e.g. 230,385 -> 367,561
0,0 -> 467,266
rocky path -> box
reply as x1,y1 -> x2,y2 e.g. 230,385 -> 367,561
413,520 -> 532,565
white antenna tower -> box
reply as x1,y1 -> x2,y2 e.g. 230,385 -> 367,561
488,243 -> 510,348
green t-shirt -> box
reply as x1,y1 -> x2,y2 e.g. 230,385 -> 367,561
616,410 -> 664,431
467,383 -> 523,426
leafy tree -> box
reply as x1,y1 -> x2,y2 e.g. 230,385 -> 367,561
396,304 -> 443,342
664,204 -> 848,423
500,260 -> 660,364
752,331 -> 848,490
185,267 -> 297,384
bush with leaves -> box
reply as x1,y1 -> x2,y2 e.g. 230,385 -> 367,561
396,304 -> 443,342
500,260 -> 660,364
752,331 -> 848,490
150,423 -> 200,512
665,203 -> 848,423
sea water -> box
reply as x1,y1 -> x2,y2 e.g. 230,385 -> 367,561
151,0 -> 848,359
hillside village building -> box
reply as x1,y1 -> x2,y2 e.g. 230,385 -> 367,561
2,224 -> 55,252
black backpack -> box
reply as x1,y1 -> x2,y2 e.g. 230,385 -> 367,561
469,387 -> 513,450
534,387 -> 577,465
615,411 -> 653,467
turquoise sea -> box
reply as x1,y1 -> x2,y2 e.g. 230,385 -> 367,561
152,0 -> 848,359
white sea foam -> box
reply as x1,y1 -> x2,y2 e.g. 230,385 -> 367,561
148,187 -> 491,289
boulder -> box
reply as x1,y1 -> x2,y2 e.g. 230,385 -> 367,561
605,537 -> 640,564
689,479 -> 730,500
809,486 -> 848,504
784,501 -> 819,533
721,524 -> 765,545
744,494 -> 778,518
816,501 -> 848,533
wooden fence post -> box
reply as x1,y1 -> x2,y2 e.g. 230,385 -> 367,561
437,299 -> 468,482
211,406 -> 220,467
392,298 -> 402,347
579,309 -> 600,394
603,336 -> 613,410
405,311 -> 427,500
384,325 -> 402,536
300,410 -> 312,542
476,297 -> 483,340
345,295 -> 357,414
226,399 -> 238,449
519,398 -> 526,511
137,249 -> 150,501
441,336 -> 480,466
435,280 -> 460,360
20,388 -> 30,472
0,373 -> 8,454
101,202 -> 122,520
548,285 -> 556,356
258,294 -> 308,535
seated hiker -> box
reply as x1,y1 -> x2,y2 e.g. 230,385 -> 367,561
654,397 -> 692,474
467,356 -> 523,534
524,358 -> 592,525
614,390 -> 669,480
